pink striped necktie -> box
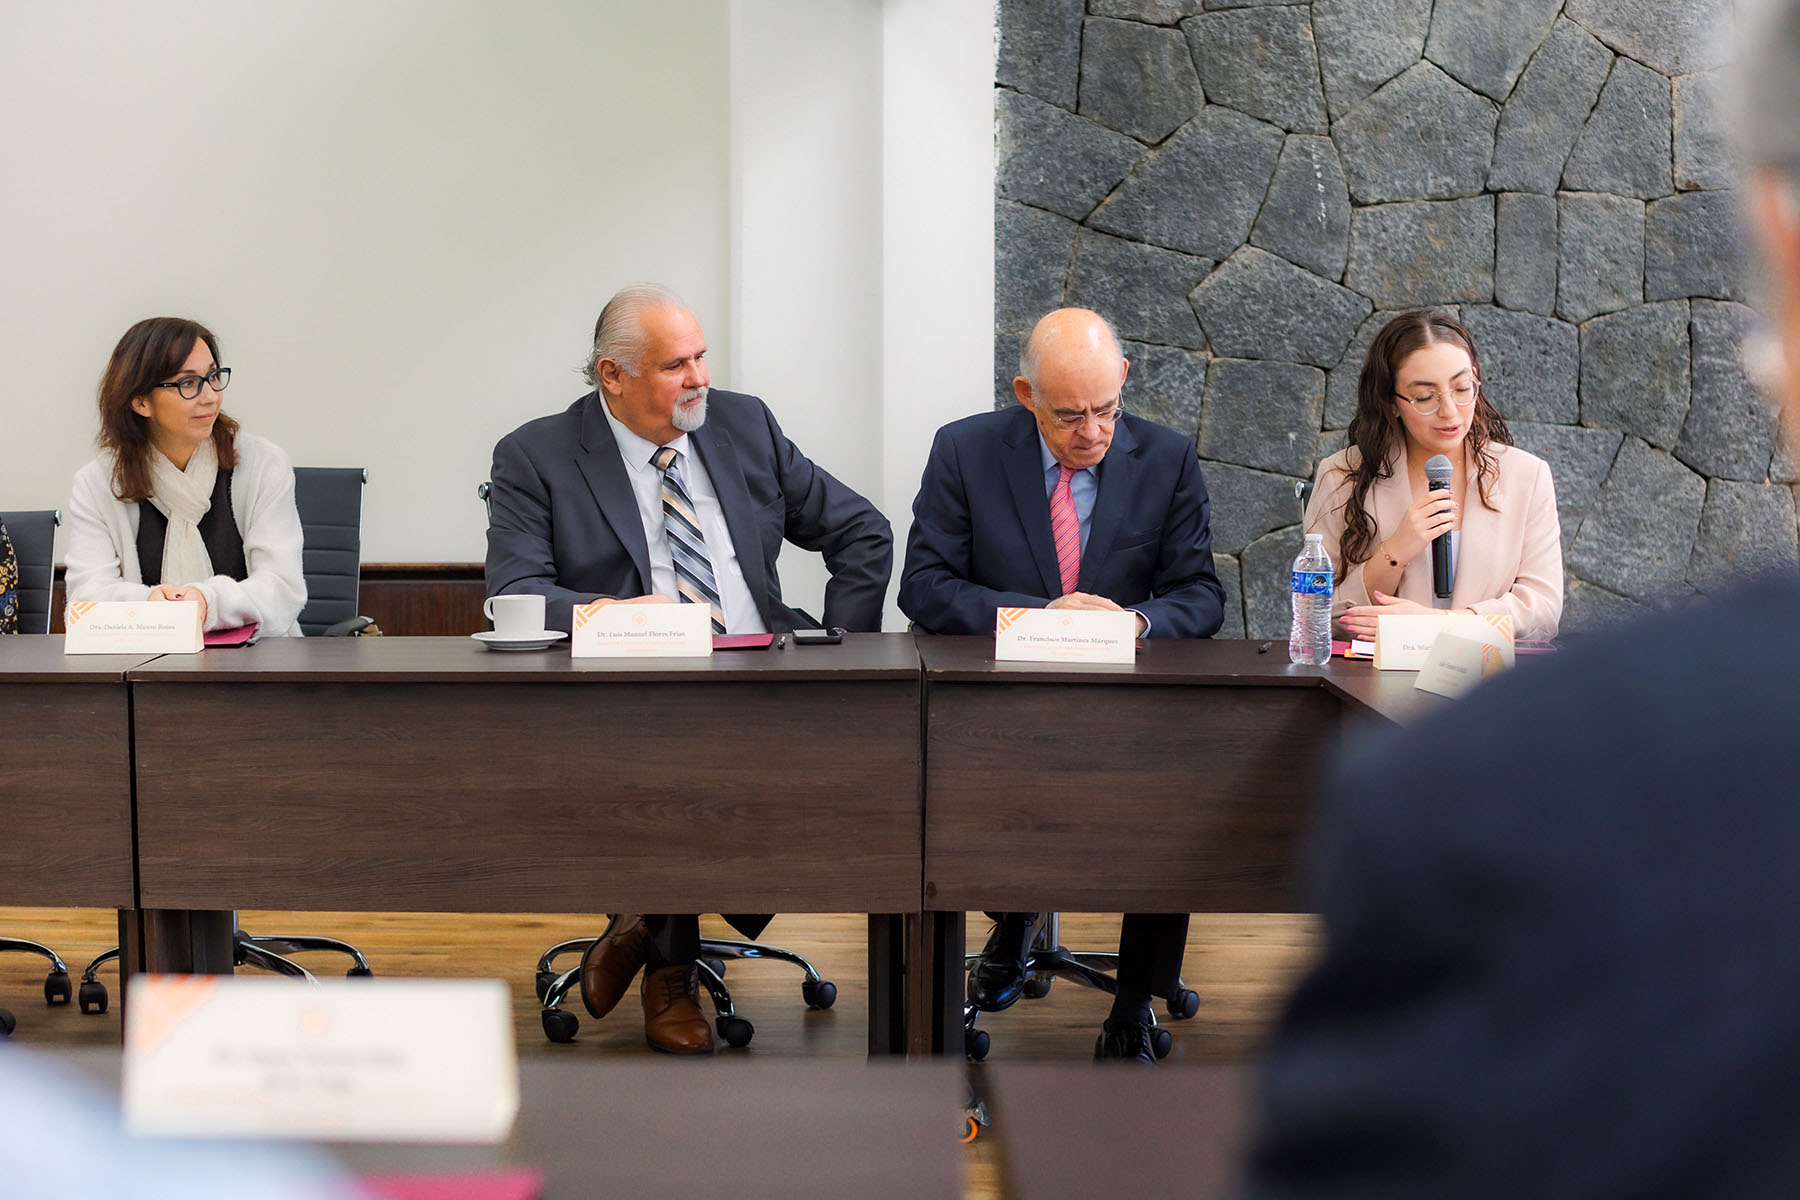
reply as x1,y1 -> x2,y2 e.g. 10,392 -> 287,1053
1049,465 -> 1081,596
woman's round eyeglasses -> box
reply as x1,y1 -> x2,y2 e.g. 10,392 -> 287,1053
1393,381 -> 1476,417
158,367 -> 231,400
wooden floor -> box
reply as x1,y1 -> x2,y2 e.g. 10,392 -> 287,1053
0,906 -> 1319,1197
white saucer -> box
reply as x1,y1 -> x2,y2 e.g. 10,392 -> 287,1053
471,630 -> 568,651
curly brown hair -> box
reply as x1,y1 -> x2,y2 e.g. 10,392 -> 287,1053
1335,310 -> 1512,579
96,317 -> 239,503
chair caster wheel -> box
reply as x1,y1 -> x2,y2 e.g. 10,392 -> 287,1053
702,959 -> 726,979
1167,988 -> 1199,1020
0,1009 -> 14,1037
346,966 -> 373,979
1022,974 -> 1053,1000
718,1016 -> 754,1048
802,978 -> 837,1010
1151,1028 -> 1172,1059
965,1028 -> 990,1062
78,981 -> 109,1015
45,970 -> 72,1006
535,970 -> 557,1002
541,1008 -> 579,1044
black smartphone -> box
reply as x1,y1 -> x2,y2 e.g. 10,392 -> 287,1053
791,627 -> 845,645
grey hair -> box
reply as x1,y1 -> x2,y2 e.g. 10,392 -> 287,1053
1017,310 -> 1124,389
1738,0 -> 1800,171
580,283 -> 689,386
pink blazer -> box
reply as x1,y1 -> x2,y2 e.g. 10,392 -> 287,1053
1304,443 -> 1564,641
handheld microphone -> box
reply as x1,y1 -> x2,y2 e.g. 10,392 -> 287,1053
1425,454 -> 1453,598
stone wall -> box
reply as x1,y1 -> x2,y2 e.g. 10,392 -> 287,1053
994,0 -> 1794,638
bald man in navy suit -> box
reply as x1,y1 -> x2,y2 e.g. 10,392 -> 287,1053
900,307 -> 1225,1061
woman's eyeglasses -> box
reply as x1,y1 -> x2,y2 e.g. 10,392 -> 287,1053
1393,381 -> 1476,417
158,367 -> 231,400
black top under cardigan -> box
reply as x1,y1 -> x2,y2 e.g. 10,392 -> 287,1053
135,468 -> 248,585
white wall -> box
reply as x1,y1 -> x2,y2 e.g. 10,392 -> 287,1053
4,0 -> 998,632
880,0 -> 998,627
729,0 -> 995,629
0,1 -> 731,561
728,0 -> 885,622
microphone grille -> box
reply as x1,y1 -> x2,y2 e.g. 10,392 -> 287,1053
1424,454 -> 1453,486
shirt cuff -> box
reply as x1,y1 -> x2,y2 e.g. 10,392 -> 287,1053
1130,608 -> 1150,637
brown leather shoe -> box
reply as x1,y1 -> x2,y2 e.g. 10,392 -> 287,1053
641,963 -> 714,1055
579,914 -> 650,1019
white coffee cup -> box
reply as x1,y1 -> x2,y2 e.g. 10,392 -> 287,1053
484,593 -> 547,639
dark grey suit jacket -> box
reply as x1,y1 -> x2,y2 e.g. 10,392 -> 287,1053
486,390 -> 892,634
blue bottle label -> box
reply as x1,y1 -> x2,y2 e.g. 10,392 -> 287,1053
1291,570 -> 1332,596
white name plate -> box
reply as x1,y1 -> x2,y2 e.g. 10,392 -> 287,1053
571,600 -> 713,657
64,599 -> 201,655
1414,631 -> 1509,699
995,606 -> 1137,664
1374,611 -> 1513,671
124,976 -> 518,1143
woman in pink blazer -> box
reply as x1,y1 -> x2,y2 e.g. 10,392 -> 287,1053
1304,310 -> 1563,642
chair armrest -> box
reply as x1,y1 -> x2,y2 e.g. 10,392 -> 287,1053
323,615 -> 375,637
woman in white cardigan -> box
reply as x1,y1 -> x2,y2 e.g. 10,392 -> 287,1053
65,318 -> 306,637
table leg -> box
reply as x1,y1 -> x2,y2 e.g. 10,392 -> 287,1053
907,911 -> 964,1058
868,914 -> 906,1056
138,909 -> 235,974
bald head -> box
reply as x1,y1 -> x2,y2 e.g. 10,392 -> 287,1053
1014,308 -> 1130,471
1018,308 -> 1125,392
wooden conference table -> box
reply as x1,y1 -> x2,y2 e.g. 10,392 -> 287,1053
913,636 -> 1437,1053
59,1050 -> 966,1199
0,638 -> 143,916
122,633 -> 926,1049
3,632 -> 1440,1054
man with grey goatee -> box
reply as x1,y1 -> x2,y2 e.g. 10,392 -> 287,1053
485,283 -> 891,1057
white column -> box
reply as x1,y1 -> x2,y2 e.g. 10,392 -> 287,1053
728,0 -> 885,623
880,0 -> 998,627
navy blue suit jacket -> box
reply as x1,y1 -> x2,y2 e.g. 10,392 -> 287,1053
486,390 -> 892,634
1248,574 -> 1800,1199
898,406 -> 1225,638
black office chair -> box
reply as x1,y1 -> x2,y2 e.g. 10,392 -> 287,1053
76,470 -> 377,1014
1,508 -> 61,639
0,509 -> 75,1035
295,467 -> 377,637
960,915 -> 1199,1061
477,482 -> 837,1047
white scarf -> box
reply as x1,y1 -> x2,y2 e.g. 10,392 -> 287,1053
146,437 -> 219,587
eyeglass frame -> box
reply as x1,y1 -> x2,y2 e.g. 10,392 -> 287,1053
157,366 -> 231,401
1045,397 -> 1125,430
1391,379 -> 1478,418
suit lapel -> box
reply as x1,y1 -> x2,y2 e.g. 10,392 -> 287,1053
1001,415 -> 1063,598
574,395 -> 653,594
1452,450 -> 1508,608
1081,419 -> 1138,589
1369,456 -> 1420,603
690,421 -> 773,617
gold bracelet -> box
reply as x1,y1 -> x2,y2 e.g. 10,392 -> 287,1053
1379,542 -> 1400,568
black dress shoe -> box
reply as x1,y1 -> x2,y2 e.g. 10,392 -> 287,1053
967,912 -> 1039,1012
1094,1015 -> 1157,1063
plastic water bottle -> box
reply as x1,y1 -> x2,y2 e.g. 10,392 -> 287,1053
1289,532 -> 1333,665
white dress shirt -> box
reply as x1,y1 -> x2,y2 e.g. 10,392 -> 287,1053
600,400 -> 769,635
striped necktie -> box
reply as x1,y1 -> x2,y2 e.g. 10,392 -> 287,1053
1049,465 -> 1080,596
650,446 -> 726,634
